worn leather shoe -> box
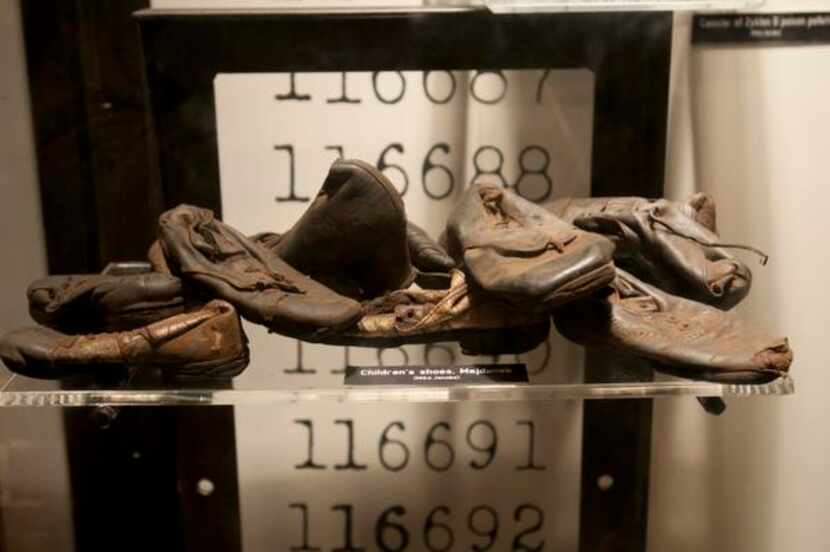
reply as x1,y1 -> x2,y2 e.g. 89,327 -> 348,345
444,184 -> 616,311
28,272 -> 187,333
271,159 -> 415,299
157,204 -> 361,338
1,300 -> 250,379
548,194 -> 760,310
316,270 -> 550,355
553,269 -> 792,383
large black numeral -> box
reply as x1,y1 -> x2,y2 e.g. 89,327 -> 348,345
423,506 -> 454,552
470,146 -> 508,188
516,420 -> 546,471
274,145 -> 310,203
331,346 -> 351,375
285,340 -> 315,374
421,143 -> 454,200
514,146 -> 553,203
332,504 -> 365,552
372,71 -> 406,104
377,347 -> 410,367
275,73 -> 311,101
334,419 -> 368,471
379,422 -> 410,472
512,504 -> 544,552
467,420 -> 497,470
424,422 -> 454,472
328,72 -> 362,104
422,71 -> 456,104
375,506 -> 410,552
423,343 -> 456,366
377,143 -> 409,196
294,419 -> 326,470
470,70 -> 507,104
469,505 -> 499,552
289,503 -> 321,551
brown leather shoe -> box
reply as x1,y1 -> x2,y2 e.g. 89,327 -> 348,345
444,184 -> 616,311
28,272 -> 188,333
548,194 -> 760,310
0,300 -> 250,379
553,269 -> 792,383
315,270 -> 550,355
157,204 -> 361,338
271,159 -> 416,299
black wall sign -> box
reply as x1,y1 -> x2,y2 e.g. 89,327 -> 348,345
345,364 -> 528,386
693,12 -> 830,45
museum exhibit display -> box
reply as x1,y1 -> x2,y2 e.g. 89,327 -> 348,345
0,163 -> 793,381
1,1 -> 825,552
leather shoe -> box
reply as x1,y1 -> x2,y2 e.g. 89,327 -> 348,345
272,159 -> 416,299
548,194 -> 760,310
444,184 -> 616,311
1,300 -> 250,379
28,272 -> 187,333
156,204 -> 361,338
553,269 -> 792,383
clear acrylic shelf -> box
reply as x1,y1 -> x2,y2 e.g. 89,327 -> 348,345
0,367 -> 794,407
134,1 -> 764,17
485,0 -> 763,13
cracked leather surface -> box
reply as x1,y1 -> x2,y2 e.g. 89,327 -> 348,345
553,269 -> 792,383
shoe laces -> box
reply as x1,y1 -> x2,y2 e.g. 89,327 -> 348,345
648,212 -> 769,266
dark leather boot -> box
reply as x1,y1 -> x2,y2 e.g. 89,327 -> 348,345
1,300 -> 250,379
28,272 -> 187,333
553,269 -> 792,383
313,270 -> 550,355
157,204 -> 361,338
548,194 -> 760,310
272,159 -> 416,299
444,184 -> 616,311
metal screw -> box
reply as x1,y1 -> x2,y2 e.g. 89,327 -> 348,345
597,474 -> 614,491
196,478 -> 215,496
90,406 -> 119,429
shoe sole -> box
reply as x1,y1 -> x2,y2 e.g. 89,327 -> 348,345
309,319 -> 550,357
157,348 -> 251,380
649,360 -> 786,385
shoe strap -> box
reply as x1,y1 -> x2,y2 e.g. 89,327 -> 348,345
647,212 -> 769,266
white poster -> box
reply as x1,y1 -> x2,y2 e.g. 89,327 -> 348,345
215,69 -> 595,551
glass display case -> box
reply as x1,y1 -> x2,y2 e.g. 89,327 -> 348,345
1,1 -> 824,551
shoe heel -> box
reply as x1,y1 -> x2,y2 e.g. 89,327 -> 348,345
459,320 -> 550,356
